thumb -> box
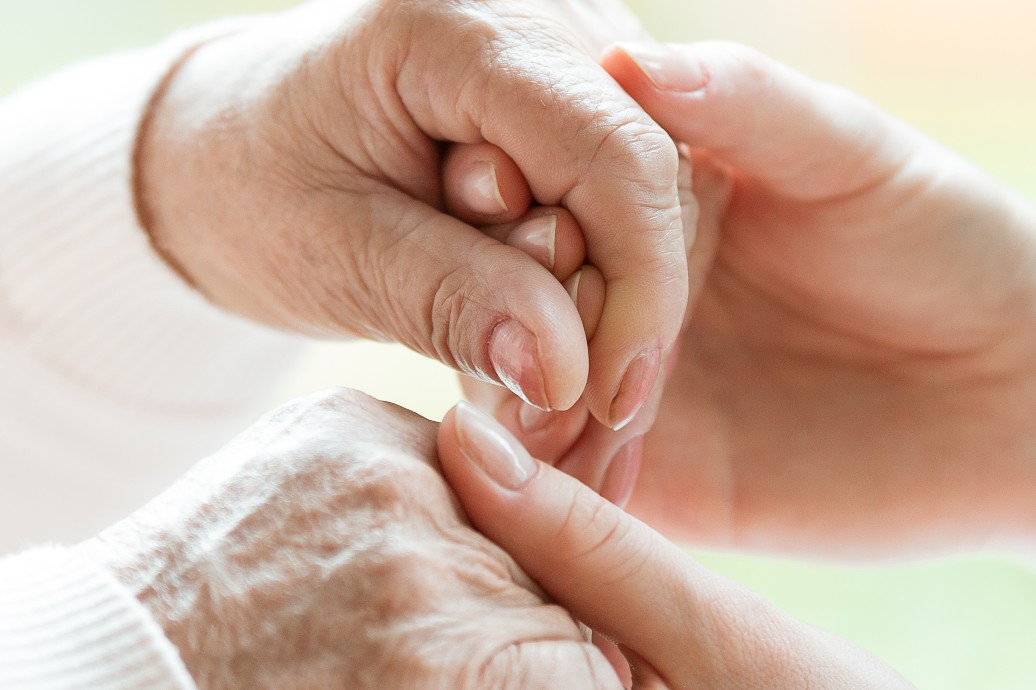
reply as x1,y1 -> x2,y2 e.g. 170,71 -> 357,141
334,188 -> 589,411
438,403 -> 916,690
438,402 -> 711,686
601,40 -> 908,201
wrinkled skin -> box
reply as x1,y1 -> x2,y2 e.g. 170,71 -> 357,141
138,0 -> 683,424
86,389 -> 622,690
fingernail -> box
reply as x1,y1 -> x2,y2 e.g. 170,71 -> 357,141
459,161 -> 507,215
507,214 -> 557,271
608,348 -> 661,431
565,267 -> 582,305
564,266 -> 601,340
518,402 -> 554,434
489,320 -> 550,411
455,401 -> 537,489
616,42 -> 707,93
600,437 -> 643,509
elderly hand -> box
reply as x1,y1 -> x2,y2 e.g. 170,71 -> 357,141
439,403 -> 916,689
84,389 -> 631,689
137,0 -> 686,426
442,136 -> 702,509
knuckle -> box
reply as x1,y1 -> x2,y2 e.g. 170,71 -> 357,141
427,250 -> 503,375
428,264 -> 481,370
347,541 -> 481,689
354,539 -> 454,617
554,487 -> 646,587
582,109 -> 679,181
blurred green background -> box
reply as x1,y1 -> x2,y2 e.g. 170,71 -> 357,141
3,0 -> 1035,686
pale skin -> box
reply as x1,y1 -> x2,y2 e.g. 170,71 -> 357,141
439,401 -> 917,689
137,0 -> 686,428
453,40 -> 1036,560
81,8 -> 1036,689
87,388 -> 912,690
84,389 -> 624,690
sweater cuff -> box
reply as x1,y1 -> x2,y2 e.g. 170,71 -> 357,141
0,17 -> 303,412
0,547 -> 195,690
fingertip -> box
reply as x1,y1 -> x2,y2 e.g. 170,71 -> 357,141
442,142 -> 532,224
508,398 -> 591,464
486,312 -> 588,413
599,437 -> 643,509
537,328 -> 589,412
441,402 -> 693,686
586,340 -> 663,431
458,379 -> 590,465
564,265 -> 605,340
599,43 -> 653,93
592,632 -> 633,690
442,400 -> 538,493
600,41 -> 713,149
580,270 -> 684,429
607,42 -> 708,95
489,319 -> 552,411
501,208 -> 587,280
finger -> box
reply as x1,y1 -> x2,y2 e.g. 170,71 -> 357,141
442,142 -> 533,225
439,402 -> 704,684
564,264 -> 606,341
439,403 -> 915,689
682,147 -> 731,313
555,151 -> 707,507
460,260 -> 605,464
622,646 -> 670,690
601,40 -> 908,200
315,185 -> 587,411
460,375 -> 589,464
593,631 -> 633,690
555,406 -> 648,509
394,4 -> 689,426
481,207 -> 587,281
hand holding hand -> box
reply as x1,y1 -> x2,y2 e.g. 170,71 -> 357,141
451,40 -> 1036,558
84,389 -> 631,689
439,403 -> 916,689
601,41 -> 1036,557
137,0 -> 686,424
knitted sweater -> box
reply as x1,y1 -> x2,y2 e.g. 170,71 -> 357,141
0,22 -> 302,689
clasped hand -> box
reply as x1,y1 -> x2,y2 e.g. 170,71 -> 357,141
90,0 -> 1036,687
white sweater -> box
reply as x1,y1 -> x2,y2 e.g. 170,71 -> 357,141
0,23 -> 303,689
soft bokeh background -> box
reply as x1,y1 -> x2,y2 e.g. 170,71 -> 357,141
3,0 -> 1035,686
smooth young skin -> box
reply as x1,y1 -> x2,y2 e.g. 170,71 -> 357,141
439,403 -> 916,689
84,389 -> 627,690
138,0 -> 687,425
450,41 -> 1036,558
608,41 -> 1036,557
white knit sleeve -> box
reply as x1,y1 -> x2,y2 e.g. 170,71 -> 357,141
0,547 -> 195,690
0,23 -> 305,550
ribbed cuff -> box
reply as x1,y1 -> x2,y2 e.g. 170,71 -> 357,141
0,547 -> 195,690
0,17 -> 302,414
